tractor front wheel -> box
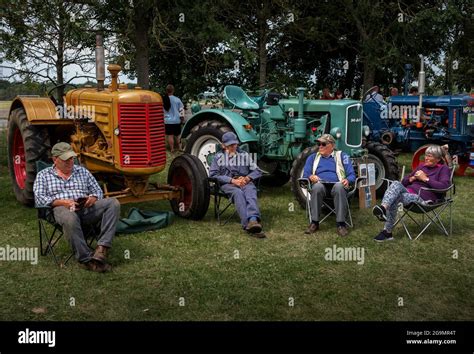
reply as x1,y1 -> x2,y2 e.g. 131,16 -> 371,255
184,120 -> 233,173
7,108 -> 51,206
167,153 -> 210,220
365,141 -> 399,197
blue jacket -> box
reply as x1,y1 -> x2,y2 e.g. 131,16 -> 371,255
209,149 -> 262,185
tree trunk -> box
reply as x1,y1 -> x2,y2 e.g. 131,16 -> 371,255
133,4 -> 151,89
56,25 -> 65,102
363,61 -> 376,93
257,5 -> 268,88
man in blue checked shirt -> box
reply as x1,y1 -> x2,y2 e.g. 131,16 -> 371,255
33,142 -> 120,272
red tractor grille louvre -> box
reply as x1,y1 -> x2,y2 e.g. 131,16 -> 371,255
118,103 -> 166,168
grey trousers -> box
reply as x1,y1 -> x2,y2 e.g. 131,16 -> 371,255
220,183 -> 260,228
310,182 -> 348,223
53,198 -> 121,263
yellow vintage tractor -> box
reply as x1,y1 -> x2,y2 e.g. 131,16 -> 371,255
6,35 -> 209,219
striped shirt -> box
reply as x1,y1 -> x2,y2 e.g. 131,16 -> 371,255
33,165 -> 103,207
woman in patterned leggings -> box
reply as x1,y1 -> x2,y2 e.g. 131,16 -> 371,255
372,145 -> 451,242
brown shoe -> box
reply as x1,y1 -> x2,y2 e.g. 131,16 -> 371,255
304,222 -> 319,234
246,220 -> 262,234
337,226 -> 349,237
82,259 -> 112,273
92,245 -> 109,264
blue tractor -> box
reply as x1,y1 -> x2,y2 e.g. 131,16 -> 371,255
362,58 -> 474,175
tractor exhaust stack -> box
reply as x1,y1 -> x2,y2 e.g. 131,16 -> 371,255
417,55 -> 425,122
95,33 -> 105,91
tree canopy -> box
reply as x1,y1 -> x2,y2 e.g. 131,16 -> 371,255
1,0 -> 472,100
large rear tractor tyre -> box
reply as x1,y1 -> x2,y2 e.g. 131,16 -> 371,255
290,145 -> 319,209
184,120 -> 233,173
7,108 -> 51,206
365,141 -> 399,197
168,153 -> 210,220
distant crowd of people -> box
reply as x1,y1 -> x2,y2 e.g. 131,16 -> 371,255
319,86 -> 419,102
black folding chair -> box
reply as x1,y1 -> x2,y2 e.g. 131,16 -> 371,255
391,166 -> 455,240
298,178 -> 365,227
36,160 -> 98,266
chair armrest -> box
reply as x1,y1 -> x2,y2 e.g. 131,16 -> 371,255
297,178 -> 311,190
36,206 -> 54,222
417,185 -> 454,198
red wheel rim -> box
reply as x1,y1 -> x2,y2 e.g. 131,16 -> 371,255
12,128 -> 26,189
171,166 -> 193,210
412,146 -> 428,171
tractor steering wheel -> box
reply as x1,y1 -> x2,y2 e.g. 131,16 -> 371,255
362,86 -> 379,103
47,83 -> 78,105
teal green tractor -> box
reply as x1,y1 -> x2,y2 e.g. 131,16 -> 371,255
182,85 -> 399,207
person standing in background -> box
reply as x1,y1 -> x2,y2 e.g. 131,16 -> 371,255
164,84 -> 184,154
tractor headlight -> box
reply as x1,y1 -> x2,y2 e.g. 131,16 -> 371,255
363,125 -> 370,137
330,127 -> 342,139
114,128 -> 120,136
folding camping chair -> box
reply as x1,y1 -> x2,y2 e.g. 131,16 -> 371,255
208,143 -> 263,225
389,166 -> 455,240
36,160 -> 98,266
298,177 -> 366,227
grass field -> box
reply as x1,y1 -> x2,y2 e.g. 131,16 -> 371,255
0,128 -> 473,321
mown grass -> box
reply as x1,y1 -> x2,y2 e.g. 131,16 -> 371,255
0,131 -> 472,321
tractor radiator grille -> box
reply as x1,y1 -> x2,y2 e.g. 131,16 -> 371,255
118,103 -> 166,168
346,104 -> 363,147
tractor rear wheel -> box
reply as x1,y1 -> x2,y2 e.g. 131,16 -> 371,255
365,141 -> 399,197
261,169 -> 290,187
7,108 -> 51,206
290,145 -> 319,209
168,153 -> 210,220
184,119 -> 233,173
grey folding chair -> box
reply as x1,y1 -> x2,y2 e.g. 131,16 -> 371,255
298,178 -> 365,228
391,166 -> 455,240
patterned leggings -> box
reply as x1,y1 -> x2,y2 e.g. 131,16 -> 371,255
381,181 -> 424,232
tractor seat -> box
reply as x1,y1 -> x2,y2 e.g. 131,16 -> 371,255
224,85 -> 260,110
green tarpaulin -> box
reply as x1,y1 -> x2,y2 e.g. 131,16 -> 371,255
116,208 -> 173,234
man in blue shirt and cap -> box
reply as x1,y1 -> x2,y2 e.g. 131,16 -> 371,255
209,132 -> 265,238
302,134 -> 356,237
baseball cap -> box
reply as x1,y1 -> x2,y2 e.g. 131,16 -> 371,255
317,134 -> 336,144
51,142 -> 77,161
222,132 -> 239,146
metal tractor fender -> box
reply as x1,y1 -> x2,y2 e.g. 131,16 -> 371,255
181,109 -> 259,144
9,96 -> 71,125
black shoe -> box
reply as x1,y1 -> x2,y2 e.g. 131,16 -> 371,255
373,205 -> 387,221
374,230 -> 394,242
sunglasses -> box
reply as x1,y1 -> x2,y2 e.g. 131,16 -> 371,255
316,142 -> 328,147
